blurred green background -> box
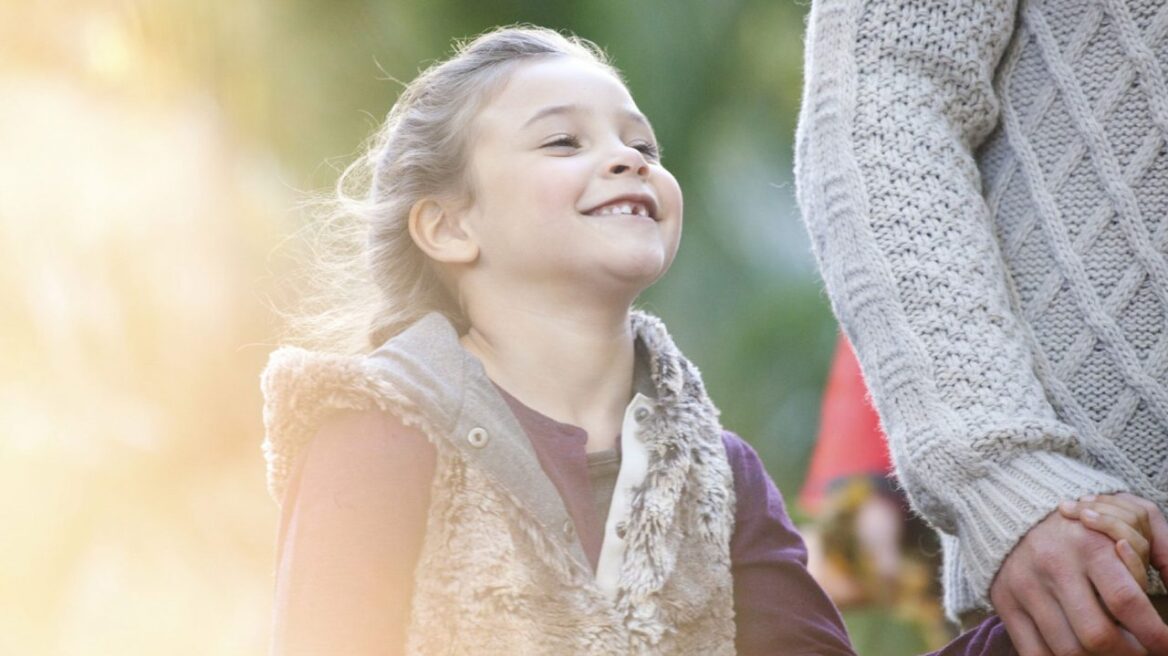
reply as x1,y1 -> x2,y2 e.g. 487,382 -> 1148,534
0,1 -> 844,653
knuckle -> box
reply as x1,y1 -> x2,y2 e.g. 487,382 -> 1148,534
991,584 -> 1027,613
1078,624 -> 1118,652
1079,531 -> 1114,558
1106,585 -> 1144,615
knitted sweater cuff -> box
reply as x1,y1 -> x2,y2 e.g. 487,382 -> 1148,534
939,533 -> 984,623
943,451 -> 1130,615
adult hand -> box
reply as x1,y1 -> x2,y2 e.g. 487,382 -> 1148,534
989,508 -> 1168,656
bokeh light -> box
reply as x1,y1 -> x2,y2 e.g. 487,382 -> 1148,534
0,2 -> 841,653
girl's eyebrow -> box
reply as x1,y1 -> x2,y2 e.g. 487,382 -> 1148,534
523,103 -> 581,128
522,104 -> 651,129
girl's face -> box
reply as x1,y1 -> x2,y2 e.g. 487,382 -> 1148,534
456,56 -> 683,303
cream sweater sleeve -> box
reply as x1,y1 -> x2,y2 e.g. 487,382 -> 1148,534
794,0 -> 1130,615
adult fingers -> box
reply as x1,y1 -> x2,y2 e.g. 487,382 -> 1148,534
1088,553 -> 1168,654
1042,569 -> 1144,656
993,587 -> 1054,656
992,511 -> 1152,655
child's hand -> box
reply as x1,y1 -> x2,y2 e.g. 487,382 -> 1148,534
1059,494 -> 1151,592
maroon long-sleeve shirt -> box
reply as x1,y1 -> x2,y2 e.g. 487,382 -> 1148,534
271,401 -> 1015,655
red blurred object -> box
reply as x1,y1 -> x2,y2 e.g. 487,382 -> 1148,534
799,335 -> 892,514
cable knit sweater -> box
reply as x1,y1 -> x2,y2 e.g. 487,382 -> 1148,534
796,0 -> 1168,618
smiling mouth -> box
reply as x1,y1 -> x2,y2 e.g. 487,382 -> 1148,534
583,197 -> 658,220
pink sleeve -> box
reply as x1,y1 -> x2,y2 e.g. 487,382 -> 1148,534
271,409 -> 436,656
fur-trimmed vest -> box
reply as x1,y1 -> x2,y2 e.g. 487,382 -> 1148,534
261,312 -> 737,654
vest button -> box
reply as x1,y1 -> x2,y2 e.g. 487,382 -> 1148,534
615,520 -> 628,540
466,427 -> 490,448
634,406 -> 651,422
562,519 -> 576,540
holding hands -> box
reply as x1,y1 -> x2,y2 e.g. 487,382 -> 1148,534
990,492 -> 1168,656
1058,493 -> 1167,594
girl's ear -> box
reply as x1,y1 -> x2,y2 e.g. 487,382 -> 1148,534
407,198 -> 479,264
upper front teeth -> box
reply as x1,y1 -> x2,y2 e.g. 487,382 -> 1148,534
593,202 -> 649,217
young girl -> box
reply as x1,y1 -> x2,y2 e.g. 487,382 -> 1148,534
261,25 -> 855,655
262,25 -> 1014,655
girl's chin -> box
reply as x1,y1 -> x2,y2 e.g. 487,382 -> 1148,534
593,249 -> 671,281
591,260 -> 674,298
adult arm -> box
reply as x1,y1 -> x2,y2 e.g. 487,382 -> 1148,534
793,1 -> 1168,653
270,409 -> 435,656
794,0 -> 1134,615
723,432 -> 856,656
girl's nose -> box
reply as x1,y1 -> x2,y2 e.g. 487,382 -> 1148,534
607,147 -> 650,177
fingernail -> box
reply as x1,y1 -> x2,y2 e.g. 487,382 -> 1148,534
1060,500 -> 1077,513
1084,509 -> 1100,521
1082,494 -> 1097,502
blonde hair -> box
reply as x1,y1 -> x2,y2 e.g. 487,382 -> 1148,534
287,25 -> 615,353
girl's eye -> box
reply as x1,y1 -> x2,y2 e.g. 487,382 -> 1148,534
632,142 -> 661,160
542,135 -> 581,149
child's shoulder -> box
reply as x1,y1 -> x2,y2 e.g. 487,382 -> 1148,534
260,344 -> 426,503
282,407 -> 434,508
718,430 -> 789,511
718,430 -> 765,476
261,314 -> 461,410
